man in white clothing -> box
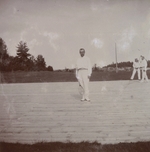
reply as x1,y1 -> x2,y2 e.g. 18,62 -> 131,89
130,58 -> 141,80
139,55 -> 149,82
76,48 -> 92,101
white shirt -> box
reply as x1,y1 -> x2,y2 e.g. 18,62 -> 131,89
133,61 -> 140,68
139,58 -> 147,70
76,56 -> 92,77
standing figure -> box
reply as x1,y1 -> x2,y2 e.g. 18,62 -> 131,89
76,48 -> 92,101
139,55 -> 149,82
130,58 -> 141,80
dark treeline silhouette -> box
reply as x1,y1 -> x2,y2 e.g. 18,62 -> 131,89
106,61 -> 133,68
0,38 -> 53,71
147,60 -> 150,67
106,60 -> 150,68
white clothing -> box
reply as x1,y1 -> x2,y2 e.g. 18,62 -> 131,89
131,68 -> 140,80
76,56 -> 92,77
140,59 -> 147,71
133,61 -> 140,68
130,61 -> 140,80
77,70 -> 89,100
139,58 -> 148,81
76,56 -> 92,100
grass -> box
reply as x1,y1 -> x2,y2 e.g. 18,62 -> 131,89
0,70 -> 145,83
1,141 -> 150,152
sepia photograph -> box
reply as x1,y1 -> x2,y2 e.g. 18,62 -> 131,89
0,0 -> 150,151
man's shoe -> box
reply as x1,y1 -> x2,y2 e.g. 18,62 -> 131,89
81,98 -> 85,101
85,98 -> 90,102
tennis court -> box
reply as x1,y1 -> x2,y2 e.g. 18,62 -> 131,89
0,80 -> 150,144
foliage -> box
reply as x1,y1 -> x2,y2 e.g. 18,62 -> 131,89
0,38 -> 53,71
106,61 -> 133,68
16,41 -> 30,60
0,38 -> 8,59
47,65 -> 53,71
0,38 -> 10,71
14,41 -> 31,71
35,55 -> 46,71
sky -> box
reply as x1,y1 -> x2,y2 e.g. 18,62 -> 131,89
1,0 -> 150,69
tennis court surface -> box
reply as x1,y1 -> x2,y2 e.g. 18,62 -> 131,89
0,80 -> 150,144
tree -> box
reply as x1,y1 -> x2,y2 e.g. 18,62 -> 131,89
36,55 -> 46,71
47,65 -> 53,71
15,41 -> 31,70
28,55 -> 36,70
0,38 -> 8,59
107,61 -> 132,68
0,38 -> 10,71
6,56 -> 15,71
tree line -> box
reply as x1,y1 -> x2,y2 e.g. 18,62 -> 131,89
106,61 -> 133,68
106,60 -> 150,68
0,38 -> 53,72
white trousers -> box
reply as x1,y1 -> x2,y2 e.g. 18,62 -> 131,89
130,68 -> 140,80
77,70 -> 89,100
141,68 -> 148,81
